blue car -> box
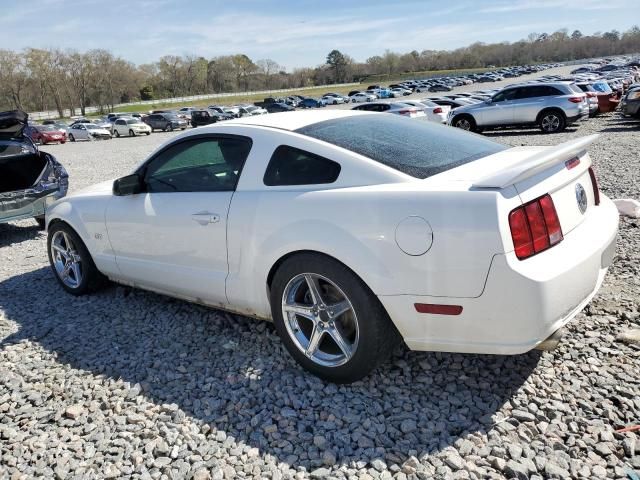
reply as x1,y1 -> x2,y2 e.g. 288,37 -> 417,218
299,98 -> 326,108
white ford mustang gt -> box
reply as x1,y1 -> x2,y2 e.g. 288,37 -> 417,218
45,110 -> 619,383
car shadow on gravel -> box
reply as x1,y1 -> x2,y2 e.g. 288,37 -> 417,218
482,127 -> 579,137
0,222 -> 43,248
0,267 -> 542,471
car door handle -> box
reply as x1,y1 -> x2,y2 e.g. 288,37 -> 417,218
191,211 -> 220,225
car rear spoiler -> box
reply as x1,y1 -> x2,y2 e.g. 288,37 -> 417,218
472,134 -> 599,189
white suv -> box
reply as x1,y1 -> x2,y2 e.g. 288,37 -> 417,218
448,82 -> 589,133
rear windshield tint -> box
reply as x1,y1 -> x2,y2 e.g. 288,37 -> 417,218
295,115 -> 507,179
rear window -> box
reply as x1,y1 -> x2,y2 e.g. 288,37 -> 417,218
295,115 -> 507,179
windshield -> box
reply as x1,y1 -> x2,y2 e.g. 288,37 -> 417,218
85,124 -> 100,129
126,119 -> 138,124
296,115 -> 507,179
36,125 -> 55,131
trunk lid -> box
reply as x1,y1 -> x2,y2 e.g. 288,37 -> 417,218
471,135 -> 600,237
0,110 -> 28,140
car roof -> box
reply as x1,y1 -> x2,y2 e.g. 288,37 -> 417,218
209,110 -> 367,132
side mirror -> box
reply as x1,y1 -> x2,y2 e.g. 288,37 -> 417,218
485,98 -> 493,104
113,173 -> 143,196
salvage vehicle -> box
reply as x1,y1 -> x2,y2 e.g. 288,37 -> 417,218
112,118 -> 152,137
449,82 -> 589,133
68,123 -> 112,141
45,111 -> 618,383
25,125 -> 67,145
1,110 -> 68,229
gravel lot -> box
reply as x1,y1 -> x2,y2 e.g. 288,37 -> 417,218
1,66 -> 639,480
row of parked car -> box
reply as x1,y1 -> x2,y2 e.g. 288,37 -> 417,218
339,58 -> 640,135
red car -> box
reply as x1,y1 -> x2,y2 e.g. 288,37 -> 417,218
25,125 -> 67,145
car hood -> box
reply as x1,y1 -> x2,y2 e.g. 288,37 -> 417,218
0,110 -> 28,139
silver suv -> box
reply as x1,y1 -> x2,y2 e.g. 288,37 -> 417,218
448,82 -> 589,133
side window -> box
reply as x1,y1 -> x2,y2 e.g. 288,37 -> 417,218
143,137 -> 252,193
263,145 -> 341,186
493,89 -> 516,102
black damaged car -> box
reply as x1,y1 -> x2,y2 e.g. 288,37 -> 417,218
0,110 -> 68,229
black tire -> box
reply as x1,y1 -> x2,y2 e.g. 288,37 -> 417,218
452,114 -> 477,132
114,130 -> 120,137
146,132 -> 151,135
47,222 -> 106,296
129,129 -> 135,137
35,216 -> 46,230
69,134 -> 75,142
538,109 -> 566,133
270,253 -> 400,383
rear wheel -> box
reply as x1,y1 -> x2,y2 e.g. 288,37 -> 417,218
114,130 -> 120,138
538,110 -> 566,133
270,253 -> 399,383
129,129 -> 135,137
47,222 -> 106,296
35,216 -> 45,230
69,134 -> 75,142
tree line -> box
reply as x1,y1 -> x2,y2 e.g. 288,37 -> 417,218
1,26 -> 638,116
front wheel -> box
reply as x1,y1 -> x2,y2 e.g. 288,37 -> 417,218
129,129 -> 135,137
270,253 -> 399,383
35,216 -> 46,230
114,130 -> 120,138
453,115 -> 477,132
69,134 -> 75,142
47,222 -> 107,296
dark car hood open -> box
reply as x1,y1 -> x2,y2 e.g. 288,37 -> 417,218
0,110 -> 28,139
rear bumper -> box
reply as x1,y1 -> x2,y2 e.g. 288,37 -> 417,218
0,189 -> 64,224
380,195 -> 619,354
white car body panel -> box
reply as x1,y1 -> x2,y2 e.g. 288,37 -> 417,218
46,111 -> 619,354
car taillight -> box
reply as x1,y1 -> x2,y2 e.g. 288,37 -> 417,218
398,108 -> 417,115
586,92 -> 596,98
433,107 -> 443,114
588,167 -> 600,206
509,194 -> 563,260
568,96 -> 584,103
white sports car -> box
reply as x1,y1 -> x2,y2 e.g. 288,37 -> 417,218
45,111 -> 618,383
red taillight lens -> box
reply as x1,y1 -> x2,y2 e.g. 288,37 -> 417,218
398,108 -> 417,115
565,157 -> 580,170
509,194 -> 563,260
433,107 -> 443,114
568,96 -> 583,103
588,167 -> 600,206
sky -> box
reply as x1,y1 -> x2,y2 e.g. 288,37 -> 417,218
0,0 -> 637,69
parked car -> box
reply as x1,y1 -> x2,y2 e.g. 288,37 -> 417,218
429,84 -> 453,92
113,118 -> 152,137
45,110 -> 618,383
190,109 -> 230,127
143,113 -> 188,132
351,102 -> 426,119
390,87 -> 412,97
620,86 -> 640,118
322,94 -> 348,105
25,125 -> 67,144
68,123 -> 112,141
402,100 -> 451,123
299,98 -> 326,108
349,92 -> 376,103
449,82 -> 589,133
238,105 -> 268,117
0,110 -> 68,229
264,102 -> 295,113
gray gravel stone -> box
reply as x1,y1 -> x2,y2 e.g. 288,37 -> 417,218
0,65 -> 638,480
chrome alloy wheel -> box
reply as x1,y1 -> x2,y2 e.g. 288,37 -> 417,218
541,114 -> 561,132
50,230 -> 83,288
282,273 -> 359,367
